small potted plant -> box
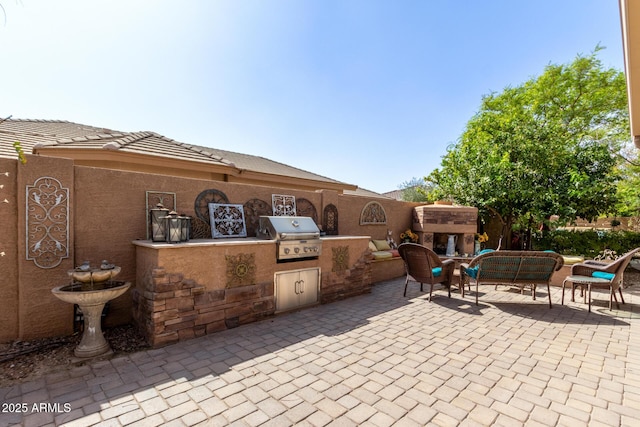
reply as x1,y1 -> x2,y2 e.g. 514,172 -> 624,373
400,229 -> 419,244
475,232 -> 489,254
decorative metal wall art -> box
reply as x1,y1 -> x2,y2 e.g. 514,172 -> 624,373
190,216 -> 210,239
26,177 -> 69,269
332,246 -> 349,273
295,198 -> 317,222
192,189 -> 229,239
194,189 -> 229,224
243,198 -> 271,237
323,204 -> 339,235
145,191 -> 176,239
209,203 -> 247,238
359,201 -> 387,225
225,253 -> 256,288
272,194 -> 296,216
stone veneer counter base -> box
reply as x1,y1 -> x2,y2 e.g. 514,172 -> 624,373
132,236 -> 372,347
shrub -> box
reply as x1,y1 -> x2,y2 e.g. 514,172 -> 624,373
532,229 -> 640,257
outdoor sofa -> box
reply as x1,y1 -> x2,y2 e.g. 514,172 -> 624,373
459,250 -> 565,307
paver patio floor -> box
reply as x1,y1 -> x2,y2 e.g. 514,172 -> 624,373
1,278 -> 639,426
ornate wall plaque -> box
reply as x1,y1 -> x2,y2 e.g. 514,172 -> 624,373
243,198 -> 271,237
295,198 -> 317,222
360,201 -> 387,225
332,246 -> 349,273
209,203 -> 247,238
272,194 -> 296,216
323,204 -> 339,235
145,191 -> 176,239
225,253 -> 256,288
193,189 -> 229,239
190,216 -> 211,240
26,177 -> 69,269
194,189 -> 229,224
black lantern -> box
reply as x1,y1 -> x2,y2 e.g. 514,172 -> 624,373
150,203 -> 170,242
164,211 -> 182,243
179,214 -> 191,242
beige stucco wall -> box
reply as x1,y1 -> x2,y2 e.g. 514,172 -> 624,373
4,155 -> 76,341
0,158 -> 19,342
2,154 -> 419,342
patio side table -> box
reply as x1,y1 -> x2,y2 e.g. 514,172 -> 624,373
561,275 -> 616,312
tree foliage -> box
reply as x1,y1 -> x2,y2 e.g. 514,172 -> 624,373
615,144 -> 640,216
398,177 -> 432,202
427,49 -> 628,247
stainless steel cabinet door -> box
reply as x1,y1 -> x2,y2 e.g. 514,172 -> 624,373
275,267 -> 320,312
297,268 -> 320,308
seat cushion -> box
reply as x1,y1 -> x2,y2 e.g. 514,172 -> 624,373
465,266 -> 479,279
432,267 -> 442,277
389,249 -> 400,258
592,271 -> 615,280
372,251 -> 393,260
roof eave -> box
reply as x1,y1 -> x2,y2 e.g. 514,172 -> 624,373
32,147 -> 238,175
234,169 -> 357,193
619,0 -> 640,147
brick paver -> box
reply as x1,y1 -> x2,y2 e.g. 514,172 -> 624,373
1,279 -> 639,426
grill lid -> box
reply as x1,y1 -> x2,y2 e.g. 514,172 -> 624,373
258,216 -> 320,240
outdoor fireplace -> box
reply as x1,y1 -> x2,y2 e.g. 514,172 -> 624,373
412,204 -> 478,256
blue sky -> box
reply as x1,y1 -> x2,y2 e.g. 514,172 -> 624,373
0,0 -> 626,193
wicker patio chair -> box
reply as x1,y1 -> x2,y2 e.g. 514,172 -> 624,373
398,243 -> 455,301
562,247 -> 640,311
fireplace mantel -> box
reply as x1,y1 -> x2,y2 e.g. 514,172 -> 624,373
412,204 -> 478,255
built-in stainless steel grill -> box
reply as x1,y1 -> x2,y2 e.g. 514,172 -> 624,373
257,216 -> 322,261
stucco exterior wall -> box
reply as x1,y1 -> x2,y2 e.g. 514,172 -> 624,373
4,155 -> 76,341
0,158 -> 19,342
2,155 -> 419,343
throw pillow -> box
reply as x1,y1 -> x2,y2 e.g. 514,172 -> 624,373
372,239 -> 392,251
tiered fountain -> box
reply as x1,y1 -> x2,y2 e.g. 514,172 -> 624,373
51,261 -> 131,358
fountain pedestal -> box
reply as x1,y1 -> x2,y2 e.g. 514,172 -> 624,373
51,264 -> 130,358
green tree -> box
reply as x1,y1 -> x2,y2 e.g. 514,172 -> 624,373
398,177 -> 432,202
427,49 -> 627,248
614,144 -> 640,216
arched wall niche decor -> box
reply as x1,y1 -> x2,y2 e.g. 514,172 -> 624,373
295,198 -> 318,223
323,204 -> 339,235
360,201 -> 387,225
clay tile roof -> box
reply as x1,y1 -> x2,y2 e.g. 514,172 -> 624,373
185,143 -> 345,184
0,118 -> 353,187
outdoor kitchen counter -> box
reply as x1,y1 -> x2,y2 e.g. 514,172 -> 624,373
133,237 -> 273,248
131,236 -> 373,347
133,235 -> 369,248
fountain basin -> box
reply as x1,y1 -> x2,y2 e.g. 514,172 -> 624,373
52,280 -> 130,305
52,281 -> 131,358
68,266 -> 121,285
